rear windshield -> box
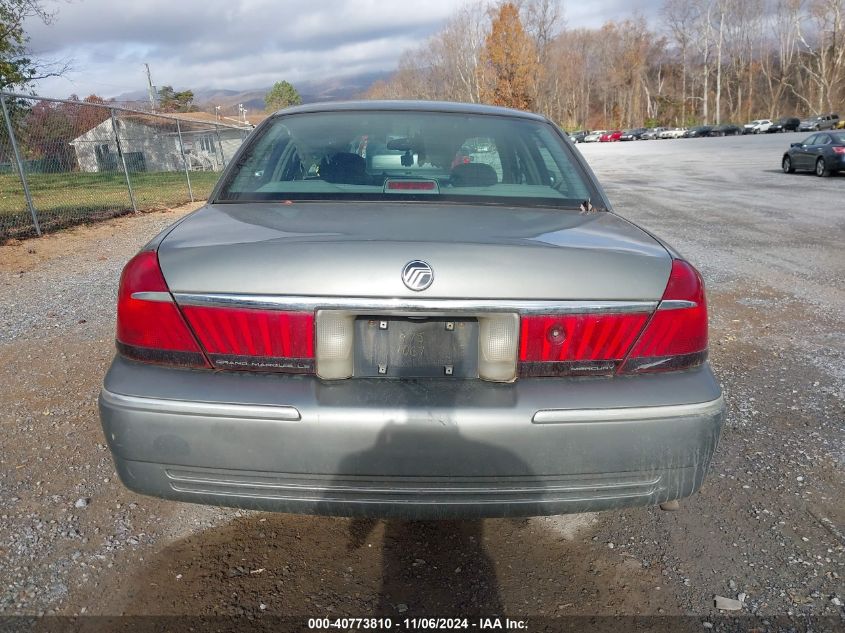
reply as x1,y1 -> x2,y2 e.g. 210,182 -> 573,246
215,111 -> 593,207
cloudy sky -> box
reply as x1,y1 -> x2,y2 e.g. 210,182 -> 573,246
26,0 -> 661,99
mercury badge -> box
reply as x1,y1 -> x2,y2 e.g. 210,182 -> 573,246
401,260 -> 434,291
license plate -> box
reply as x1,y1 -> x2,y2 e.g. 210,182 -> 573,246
354,317 -> 478,378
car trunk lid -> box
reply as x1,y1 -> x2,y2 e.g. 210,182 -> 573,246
158,202 -> 671,301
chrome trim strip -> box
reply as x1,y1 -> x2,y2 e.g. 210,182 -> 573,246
131,291 -> 173,303
165,485 -> 655,505
99,389 -> 301,422
657,299 -> 697,311
164,469 -> 662,494
172,293 -> 658,315
532,396 -> 724,424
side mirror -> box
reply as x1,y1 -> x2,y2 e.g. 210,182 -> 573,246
790,143 -> 801,148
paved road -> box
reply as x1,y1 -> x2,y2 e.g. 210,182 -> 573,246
0,135 -> 843,626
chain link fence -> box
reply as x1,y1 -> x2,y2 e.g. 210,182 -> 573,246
0,91 -> 252,241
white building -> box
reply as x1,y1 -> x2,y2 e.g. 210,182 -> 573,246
70,113 -> 251,174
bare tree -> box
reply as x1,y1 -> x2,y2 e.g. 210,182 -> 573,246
521,0 -> 564,115
664,0 -> 698,124
762,0 -> 802,118
795,0 -> 845,112
367,0 -> 837,129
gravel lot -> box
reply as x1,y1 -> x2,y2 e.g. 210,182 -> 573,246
0,134 -> 843,628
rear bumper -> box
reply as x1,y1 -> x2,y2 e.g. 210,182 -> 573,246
99,357 -> 725,519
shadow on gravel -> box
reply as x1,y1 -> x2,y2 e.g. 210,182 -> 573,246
106,512 -> 681,620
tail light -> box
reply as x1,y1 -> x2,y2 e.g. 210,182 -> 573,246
518,259 -> 708,377
620,259 -> 708,373
116,251 -> 209,368
832,147 -> 845,155
118,252 -> 706,379
116,251 -> 314,373
181,306 -> 314,373
519,313 -> 649,376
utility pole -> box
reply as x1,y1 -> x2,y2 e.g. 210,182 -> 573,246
144,63 -> 157,112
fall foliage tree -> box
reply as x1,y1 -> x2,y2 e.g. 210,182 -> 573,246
478,3 -> 539,110
65,94 -> 110,136
18,94 -> 111,170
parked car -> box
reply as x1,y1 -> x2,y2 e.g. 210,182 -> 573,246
743,119 -> 773,134
620,128 -> 647,141
640,127 -> 666,140
742,119 -> 764,134
659,128 -> 687,139
836,119 -> 845,130
798,114 -> 840,131
583,130 -> 605,143
782,131 -> 845,177
599,130 -> 623,142
685,125 -> 713,138
711,124 -> 742,136
99,100 -> 724,519
767,117 -> 800,133
569,130 -> 588,143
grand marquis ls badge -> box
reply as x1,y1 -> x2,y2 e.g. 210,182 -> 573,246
402,260 -> 434,291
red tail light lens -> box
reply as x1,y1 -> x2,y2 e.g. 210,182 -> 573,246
518,313 -> 649,376
181,306 -> 315,373
116,251 -> 209,368
620,259 -> 708,373
832,147 -> 845,155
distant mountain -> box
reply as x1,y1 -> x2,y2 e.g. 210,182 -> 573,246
296,71 -> 392,102
110,70 -> 392,116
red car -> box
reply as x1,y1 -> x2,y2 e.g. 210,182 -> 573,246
599,130 -> 623,142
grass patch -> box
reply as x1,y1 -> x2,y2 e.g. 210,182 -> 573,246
0,171 -> 220,239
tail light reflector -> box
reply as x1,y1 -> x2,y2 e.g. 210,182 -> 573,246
116,251 -> 209,368
181,306 -> 314,373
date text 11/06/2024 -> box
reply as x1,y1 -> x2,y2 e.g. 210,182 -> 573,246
307,617 -> 529,630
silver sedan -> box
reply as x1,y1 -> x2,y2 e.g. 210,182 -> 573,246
99,101 -> 724,519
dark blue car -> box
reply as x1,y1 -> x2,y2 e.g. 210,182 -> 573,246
782,131 -> 845,177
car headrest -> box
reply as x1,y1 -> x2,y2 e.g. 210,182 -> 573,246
321,152 -> 367,184
450,162 -> 498,187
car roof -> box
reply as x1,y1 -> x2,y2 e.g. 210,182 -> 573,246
274,100 -> 548,122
